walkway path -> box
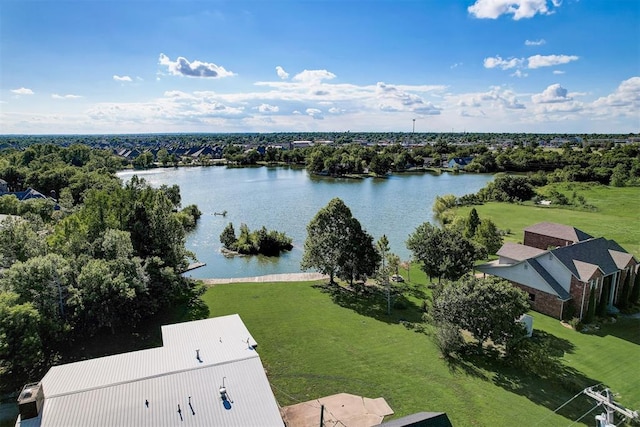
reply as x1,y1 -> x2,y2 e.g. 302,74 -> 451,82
200,272 -> 328,286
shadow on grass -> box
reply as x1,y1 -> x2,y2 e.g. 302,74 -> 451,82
313,282 -> 424,325
587,316 -> 640,345
444,329 -> 602,424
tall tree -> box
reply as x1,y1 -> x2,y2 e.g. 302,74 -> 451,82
301,198 -> 379,284
432,277 -> 530,352
474,218 -> 503,257
407,223 -> 485,282
465,208 -> 480,238
0,292 -> 43,384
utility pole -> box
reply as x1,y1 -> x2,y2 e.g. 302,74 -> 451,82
583,386 -> 638,426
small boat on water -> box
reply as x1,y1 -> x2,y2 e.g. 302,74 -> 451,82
214,210 -> 227,216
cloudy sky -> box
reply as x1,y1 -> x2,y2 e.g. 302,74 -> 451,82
1,0 -> 638,134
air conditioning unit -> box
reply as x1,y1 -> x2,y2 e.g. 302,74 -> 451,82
17,382 -> 44,420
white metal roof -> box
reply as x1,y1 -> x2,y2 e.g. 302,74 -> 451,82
18,314 -> 283,427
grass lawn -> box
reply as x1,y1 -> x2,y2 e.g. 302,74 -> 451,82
202,276 -> 640,426
453,183 -> 640,256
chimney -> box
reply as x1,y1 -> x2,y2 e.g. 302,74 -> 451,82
17,383 -> 44,420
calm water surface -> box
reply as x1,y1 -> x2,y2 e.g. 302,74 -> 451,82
117,167 -> 493,278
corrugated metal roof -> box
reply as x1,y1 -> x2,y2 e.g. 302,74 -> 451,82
21,314 -> 283,427
39,358 -> 282,427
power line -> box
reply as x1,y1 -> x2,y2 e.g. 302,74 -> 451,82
567,403 -> 601,426
532,389 -> 588,426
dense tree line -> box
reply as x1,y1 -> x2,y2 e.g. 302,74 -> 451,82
0,146 -> 202,391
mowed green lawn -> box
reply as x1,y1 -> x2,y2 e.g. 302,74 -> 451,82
454,184 -> 640,256
202,279 -> 640,426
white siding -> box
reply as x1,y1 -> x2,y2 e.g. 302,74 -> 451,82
536,254 -> 572,293
479,262 -> 558,295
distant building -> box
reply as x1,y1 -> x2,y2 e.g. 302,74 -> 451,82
0,178 -> 8,194
16,314 -> 284,427
447,157 -> 473,168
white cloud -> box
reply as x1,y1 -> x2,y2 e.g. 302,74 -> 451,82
256,103 -> 279,113
450,62 -> 463,69
592,76 -> 640,108
11,87 -> 34,95
483,56 -> 524,70
468,0 -> 560,20
52,94 -> 83,100
293,69 -> 336,84
525,39 -> 546,46
531,83 -> 572,103
158,53 -> 235,78
511,70 -> 528,78
328,107 -> 346,114
113,75 -> 133,82
528,54 -> 578,68
553,70 -> 565,75
305,108 -> 324,119
376,82 -> 442,115
275,66 -> 289,80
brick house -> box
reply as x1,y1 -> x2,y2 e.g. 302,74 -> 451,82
477,222 -> 637,320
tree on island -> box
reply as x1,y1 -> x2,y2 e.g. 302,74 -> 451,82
301,198 -> 379,284
219,223 -> 292,256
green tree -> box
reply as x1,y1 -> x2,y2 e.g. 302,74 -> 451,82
0,291 -> 43,384
432,277 -> 530,352
407,224 -> 484,282
474,218 -> 503,257
0,254 -> 73,357
465,208 -> 480,238
220,223 -> 237,249
72,256 -> 148,334
0,216 -> 47,268
302,198 -> 378,284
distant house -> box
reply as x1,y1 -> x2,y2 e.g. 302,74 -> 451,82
447,157 -> 473,168
15,314 -> 284,427
291,140 -> 313,149
0,178 -> 8,194
477,222 -> 638,320
11,188 -> 50,202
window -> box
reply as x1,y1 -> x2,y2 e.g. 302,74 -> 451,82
528,293 -> 536,302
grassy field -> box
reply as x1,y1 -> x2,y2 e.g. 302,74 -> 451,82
453,183 -> 640,256
203,276 -> 640,426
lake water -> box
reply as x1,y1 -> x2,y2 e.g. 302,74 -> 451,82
117,167 -> 493,279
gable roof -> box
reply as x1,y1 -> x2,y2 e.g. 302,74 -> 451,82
20,314 -> 283,427
497,242 -> 546,261
528,258 -> 571,300
551,237 -> 635,279
524,222 -> 593,243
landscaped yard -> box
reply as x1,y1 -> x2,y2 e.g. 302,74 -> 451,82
452,183 -> 640,256
202,275 -> 640,426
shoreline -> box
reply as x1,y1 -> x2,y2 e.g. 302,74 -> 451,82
199,272 -> 328,286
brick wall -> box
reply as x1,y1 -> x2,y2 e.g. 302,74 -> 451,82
523,231 -> 573,250
568,275 -> 597,320
509,281 -> 565,319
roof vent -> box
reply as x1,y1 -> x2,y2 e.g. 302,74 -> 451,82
17,382 -> 44,420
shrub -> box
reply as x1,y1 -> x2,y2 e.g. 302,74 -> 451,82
434,322 -> 465,358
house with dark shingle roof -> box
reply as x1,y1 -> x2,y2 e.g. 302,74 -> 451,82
477,222 -> 637,320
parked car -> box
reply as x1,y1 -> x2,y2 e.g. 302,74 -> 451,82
391,274 -> 404,282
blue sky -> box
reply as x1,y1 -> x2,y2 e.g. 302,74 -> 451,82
1,0 -> 638,134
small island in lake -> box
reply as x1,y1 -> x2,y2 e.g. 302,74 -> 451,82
220,222 -> 293,256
